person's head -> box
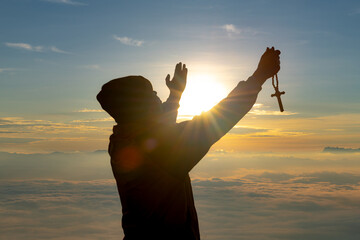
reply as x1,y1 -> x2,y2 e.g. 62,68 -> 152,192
96,76 -> 162,125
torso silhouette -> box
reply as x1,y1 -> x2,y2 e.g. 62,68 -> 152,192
108,80 -> 261,240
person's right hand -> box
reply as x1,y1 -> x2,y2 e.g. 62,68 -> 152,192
253,47 -> 281,81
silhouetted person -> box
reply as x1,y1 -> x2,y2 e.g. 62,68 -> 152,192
97,47 -> 281,240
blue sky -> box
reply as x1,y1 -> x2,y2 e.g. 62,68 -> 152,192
0,0 -> 359,154
1,0 -> 359,154
1,0 -> 359,117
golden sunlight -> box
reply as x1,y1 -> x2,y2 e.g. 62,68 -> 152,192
178,74 -> 228,116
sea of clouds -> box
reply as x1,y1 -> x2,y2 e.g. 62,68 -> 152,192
1,151 -> 360,240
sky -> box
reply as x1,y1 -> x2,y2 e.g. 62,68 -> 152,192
1,0 -> 360,239
0,0 -> 359,154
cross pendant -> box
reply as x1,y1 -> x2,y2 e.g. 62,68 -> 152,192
271,87 -> 285,112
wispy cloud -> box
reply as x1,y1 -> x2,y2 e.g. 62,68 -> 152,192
222,24 -> 241,35
75,108 -> 104,113
49,46 -> 71,54
0,68 -> 15,73
43,0 -> 86,5
5,42 -> 71,54
250,109 -> 298,116
220,24 -> 261,38
113,35 -> 144,47
72,118 -> 113,123
5,42 -> 43,52
229,126 -> 268,135
0,137 -> 42,144
250,103 -> 298,116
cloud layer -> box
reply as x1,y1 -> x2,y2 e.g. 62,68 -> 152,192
1,172 -> 360,240
1,151 -> 360,239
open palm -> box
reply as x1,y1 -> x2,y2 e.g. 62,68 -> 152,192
166,62 -> 187,94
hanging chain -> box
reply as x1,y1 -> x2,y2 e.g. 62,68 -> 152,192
272,74 -> 279,90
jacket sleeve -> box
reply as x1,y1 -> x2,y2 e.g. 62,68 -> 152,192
169,78 -> 262,173
160,99 -> 180,124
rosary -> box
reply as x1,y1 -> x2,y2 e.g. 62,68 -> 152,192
271,74 -> 285,112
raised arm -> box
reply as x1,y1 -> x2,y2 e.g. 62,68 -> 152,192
161,62 -> 188,123
197,47 -> 281,144
170,48 -> 281,172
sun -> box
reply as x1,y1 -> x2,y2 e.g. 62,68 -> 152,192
178,74 -> 228,116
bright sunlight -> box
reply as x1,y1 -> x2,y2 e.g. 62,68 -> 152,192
178,74 -> 228,116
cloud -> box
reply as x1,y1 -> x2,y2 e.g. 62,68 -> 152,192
71,118 -> 113,123
293,172 -> 360,185
0,151 -> 112,180
222,24 -> 240,35
192,151 -> 360,179
75,108 -> 105,113
2,172 -> 360,240
0,137 -> 42,144
5,42 -> 71,54
0,179 -> 122,239
220,24 -> 261,38
250,109 -> 298,116
243,171 -> 360,186
43,0 -> 86,5
193,176 -> 360,239
0,116 -> 110,153
0,117 -> 108,130
323,146 -> 360,153
0,117 -> 52,128
248,103 -> 298,116
244,172 -> 295,182
113,35 -> 144,47
229,126 -> 268,135
1,150 -> 360,239
75,108 -> 104,113
5,42 -> 43,52
50,46 -> 71,54
0,68 -> 15,73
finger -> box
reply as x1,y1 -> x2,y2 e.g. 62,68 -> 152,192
175,62 -> 181,72
271,46 -> 275,51
165,74 -> 170,84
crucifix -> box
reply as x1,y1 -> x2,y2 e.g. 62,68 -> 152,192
271,74 -> 285,112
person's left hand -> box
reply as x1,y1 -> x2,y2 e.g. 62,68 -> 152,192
166,62 -> 187,94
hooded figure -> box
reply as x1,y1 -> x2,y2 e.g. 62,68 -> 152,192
97,48 -> 280,240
